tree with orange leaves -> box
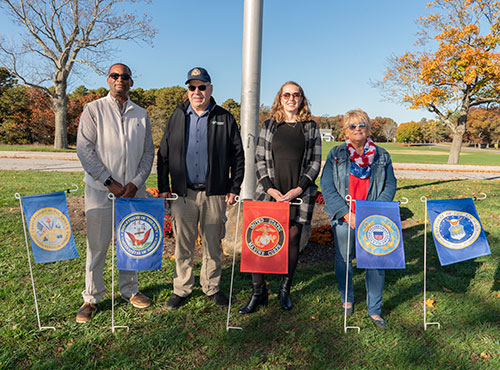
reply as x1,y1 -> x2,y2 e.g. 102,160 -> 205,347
377,0 -> 500,164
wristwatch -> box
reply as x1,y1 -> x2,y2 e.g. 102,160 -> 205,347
104,176 -> 114,187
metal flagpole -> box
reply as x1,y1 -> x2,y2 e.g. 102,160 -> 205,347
240,0 -> 263,200
343,195 -> 360,333
109,193 -> 129,333
420,196 -> 440,331
15,193 -> 55,331
226,197 -> 243,332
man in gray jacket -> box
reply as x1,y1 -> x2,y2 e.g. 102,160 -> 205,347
76,63 -> 155,323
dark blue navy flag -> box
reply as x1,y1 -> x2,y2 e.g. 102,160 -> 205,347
115,197 -> 164,271
22,191 -> 78,263
355,200 -> 405,269
427,198 -> 490,266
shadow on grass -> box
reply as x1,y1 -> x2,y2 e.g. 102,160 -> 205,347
398,179 -> 464,191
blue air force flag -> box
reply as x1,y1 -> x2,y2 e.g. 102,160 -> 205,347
115,197 -> 164,271
21,191 -> 78,263
427,198 -> 490,266
355,200 -> 405,269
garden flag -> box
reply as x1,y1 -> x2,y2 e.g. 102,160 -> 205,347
240,200 -> 289,274
427,198 -> 490,266
21,191 -> 78,263
115,197 -> 164,271
355,200 -> 405,269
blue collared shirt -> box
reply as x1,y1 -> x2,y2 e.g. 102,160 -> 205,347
185,103 -> 212,185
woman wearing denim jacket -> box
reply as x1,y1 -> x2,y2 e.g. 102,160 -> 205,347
320,109 -> 396,329
239,81 -> 321,314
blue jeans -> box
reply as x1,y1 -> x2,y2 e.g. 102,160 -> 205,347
332,220 -> 385,316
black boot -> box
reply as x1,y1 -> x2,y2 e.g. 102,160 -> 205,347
238,283 -> 268,314
279,277 -> 293,311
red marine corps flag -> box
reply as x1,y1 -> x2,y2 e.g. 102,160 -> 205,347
240,200 -> 289,274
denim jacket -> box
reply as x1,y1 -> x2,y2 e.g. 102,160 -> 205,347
320,142 -> 397,222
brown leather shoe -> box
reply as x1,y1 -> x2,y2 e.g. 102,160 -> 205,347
125,292 -> 151,308
76,302 -> 97,323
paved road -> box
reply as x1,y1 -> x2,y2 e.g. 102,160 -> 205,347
1,151 -> 500,180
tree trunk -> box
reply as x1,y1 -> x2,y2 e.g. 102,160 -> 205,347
448,124 -> 465,164
53,80 -> 68,149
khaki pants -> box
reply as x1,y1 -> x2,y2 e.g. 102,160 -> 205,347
171,189 -> 226,296
81,186 -> 146,303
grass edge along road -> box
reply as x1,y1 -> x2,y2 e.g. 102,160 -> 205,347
1,142 -> 500,166
0,171 -> 499,368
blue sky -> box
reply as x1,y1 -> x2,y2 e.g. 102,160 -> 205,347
0,0 -> 434,124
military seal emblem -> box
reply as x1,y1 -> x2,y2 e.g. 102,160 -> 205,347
245,217 -> 286,257
432,210 -> 480,249
357,215 -> 400,256
118,212 -> 161,258
29,207 -> 71,251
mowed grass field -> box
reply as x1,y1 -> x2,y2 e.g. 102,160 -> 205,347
321,142 -> 500,166
0,170 -> 499,369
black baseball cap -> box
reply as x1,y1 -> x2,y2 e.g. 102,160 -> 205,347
185,67 -> 211,84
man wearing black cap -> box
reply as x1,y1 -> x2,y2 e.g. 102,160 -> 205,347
157,67 -> 244,310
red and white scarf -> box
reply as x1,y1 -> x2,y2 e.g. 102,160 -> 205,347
346,137 -> 376,167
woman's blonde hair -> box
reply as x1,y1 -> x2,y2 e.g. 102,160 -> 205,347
270,81 -> 312,123
342,109 -> 371,131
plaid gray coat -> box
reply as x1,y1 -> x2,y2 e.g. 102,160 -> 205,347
255,119 -> 322,224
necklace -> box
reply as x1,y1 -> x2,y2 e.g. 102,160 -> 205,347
285,121 -> 298,128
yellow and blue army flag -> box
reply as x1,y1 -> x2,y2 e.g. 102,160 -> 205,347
21,191 -> 78,263
427,198 -> 490,266
355,200 -> 405,269
115,197 -> 164,271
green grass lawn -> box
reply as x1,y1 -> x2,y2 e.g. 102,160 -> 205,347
1,171 -> 499,368
0,144 -> 76,152
322,142 -> 500,166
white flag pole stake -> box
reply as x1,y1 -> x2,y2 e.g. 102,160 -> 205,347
343,195 -> 360,334
420,196 -> 440,331
15,193 -> 56,331
108,193 -> 129,333
226,196 -> 243,332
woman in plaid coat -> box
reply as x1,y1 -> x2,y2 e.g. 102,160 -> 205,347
239,81 -> 322,314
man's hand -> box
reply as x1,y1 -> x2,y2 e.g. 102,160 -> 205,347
107,181 -> 125,197
121,182 -> 138,198
266,188 -> 285,202
159,192 -> 172,207
343,211 -> 356,229
225,193 -> 238,205
282,187 -> 303,202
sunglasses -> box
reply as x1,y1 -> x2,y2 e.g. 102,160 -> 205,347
108,73 -> 131,81
348,122 -> 367,130
188,84 -> 208,92
282,92 -> 301,100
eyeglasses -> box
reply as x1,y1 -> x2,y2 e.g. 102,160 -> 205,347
188,84 -> 208,92
108,73 -> 131,81
282,92 -> 301,100
348,122 -> 367,130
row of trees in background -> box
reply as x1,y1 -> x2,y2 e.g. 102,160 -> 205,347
2,68 -> 499,147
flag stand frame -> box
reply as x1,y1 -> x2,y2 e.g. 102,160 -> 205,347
15,184 -> 79,331
226,197 -> 243,332
108,192 -> 179,333
225,198 -> 303,332
109,193 -> 129,333
421,195 -> 440,331
342,196 -> 409,333
343,195 -> 360,334
420,192 -> 487,331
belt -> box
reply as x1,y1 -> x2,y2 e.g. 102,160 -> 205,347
187,183 -> 206,191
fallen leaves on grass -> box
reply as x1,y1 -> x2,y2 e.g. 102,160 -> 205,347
426,298 -> 435,308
